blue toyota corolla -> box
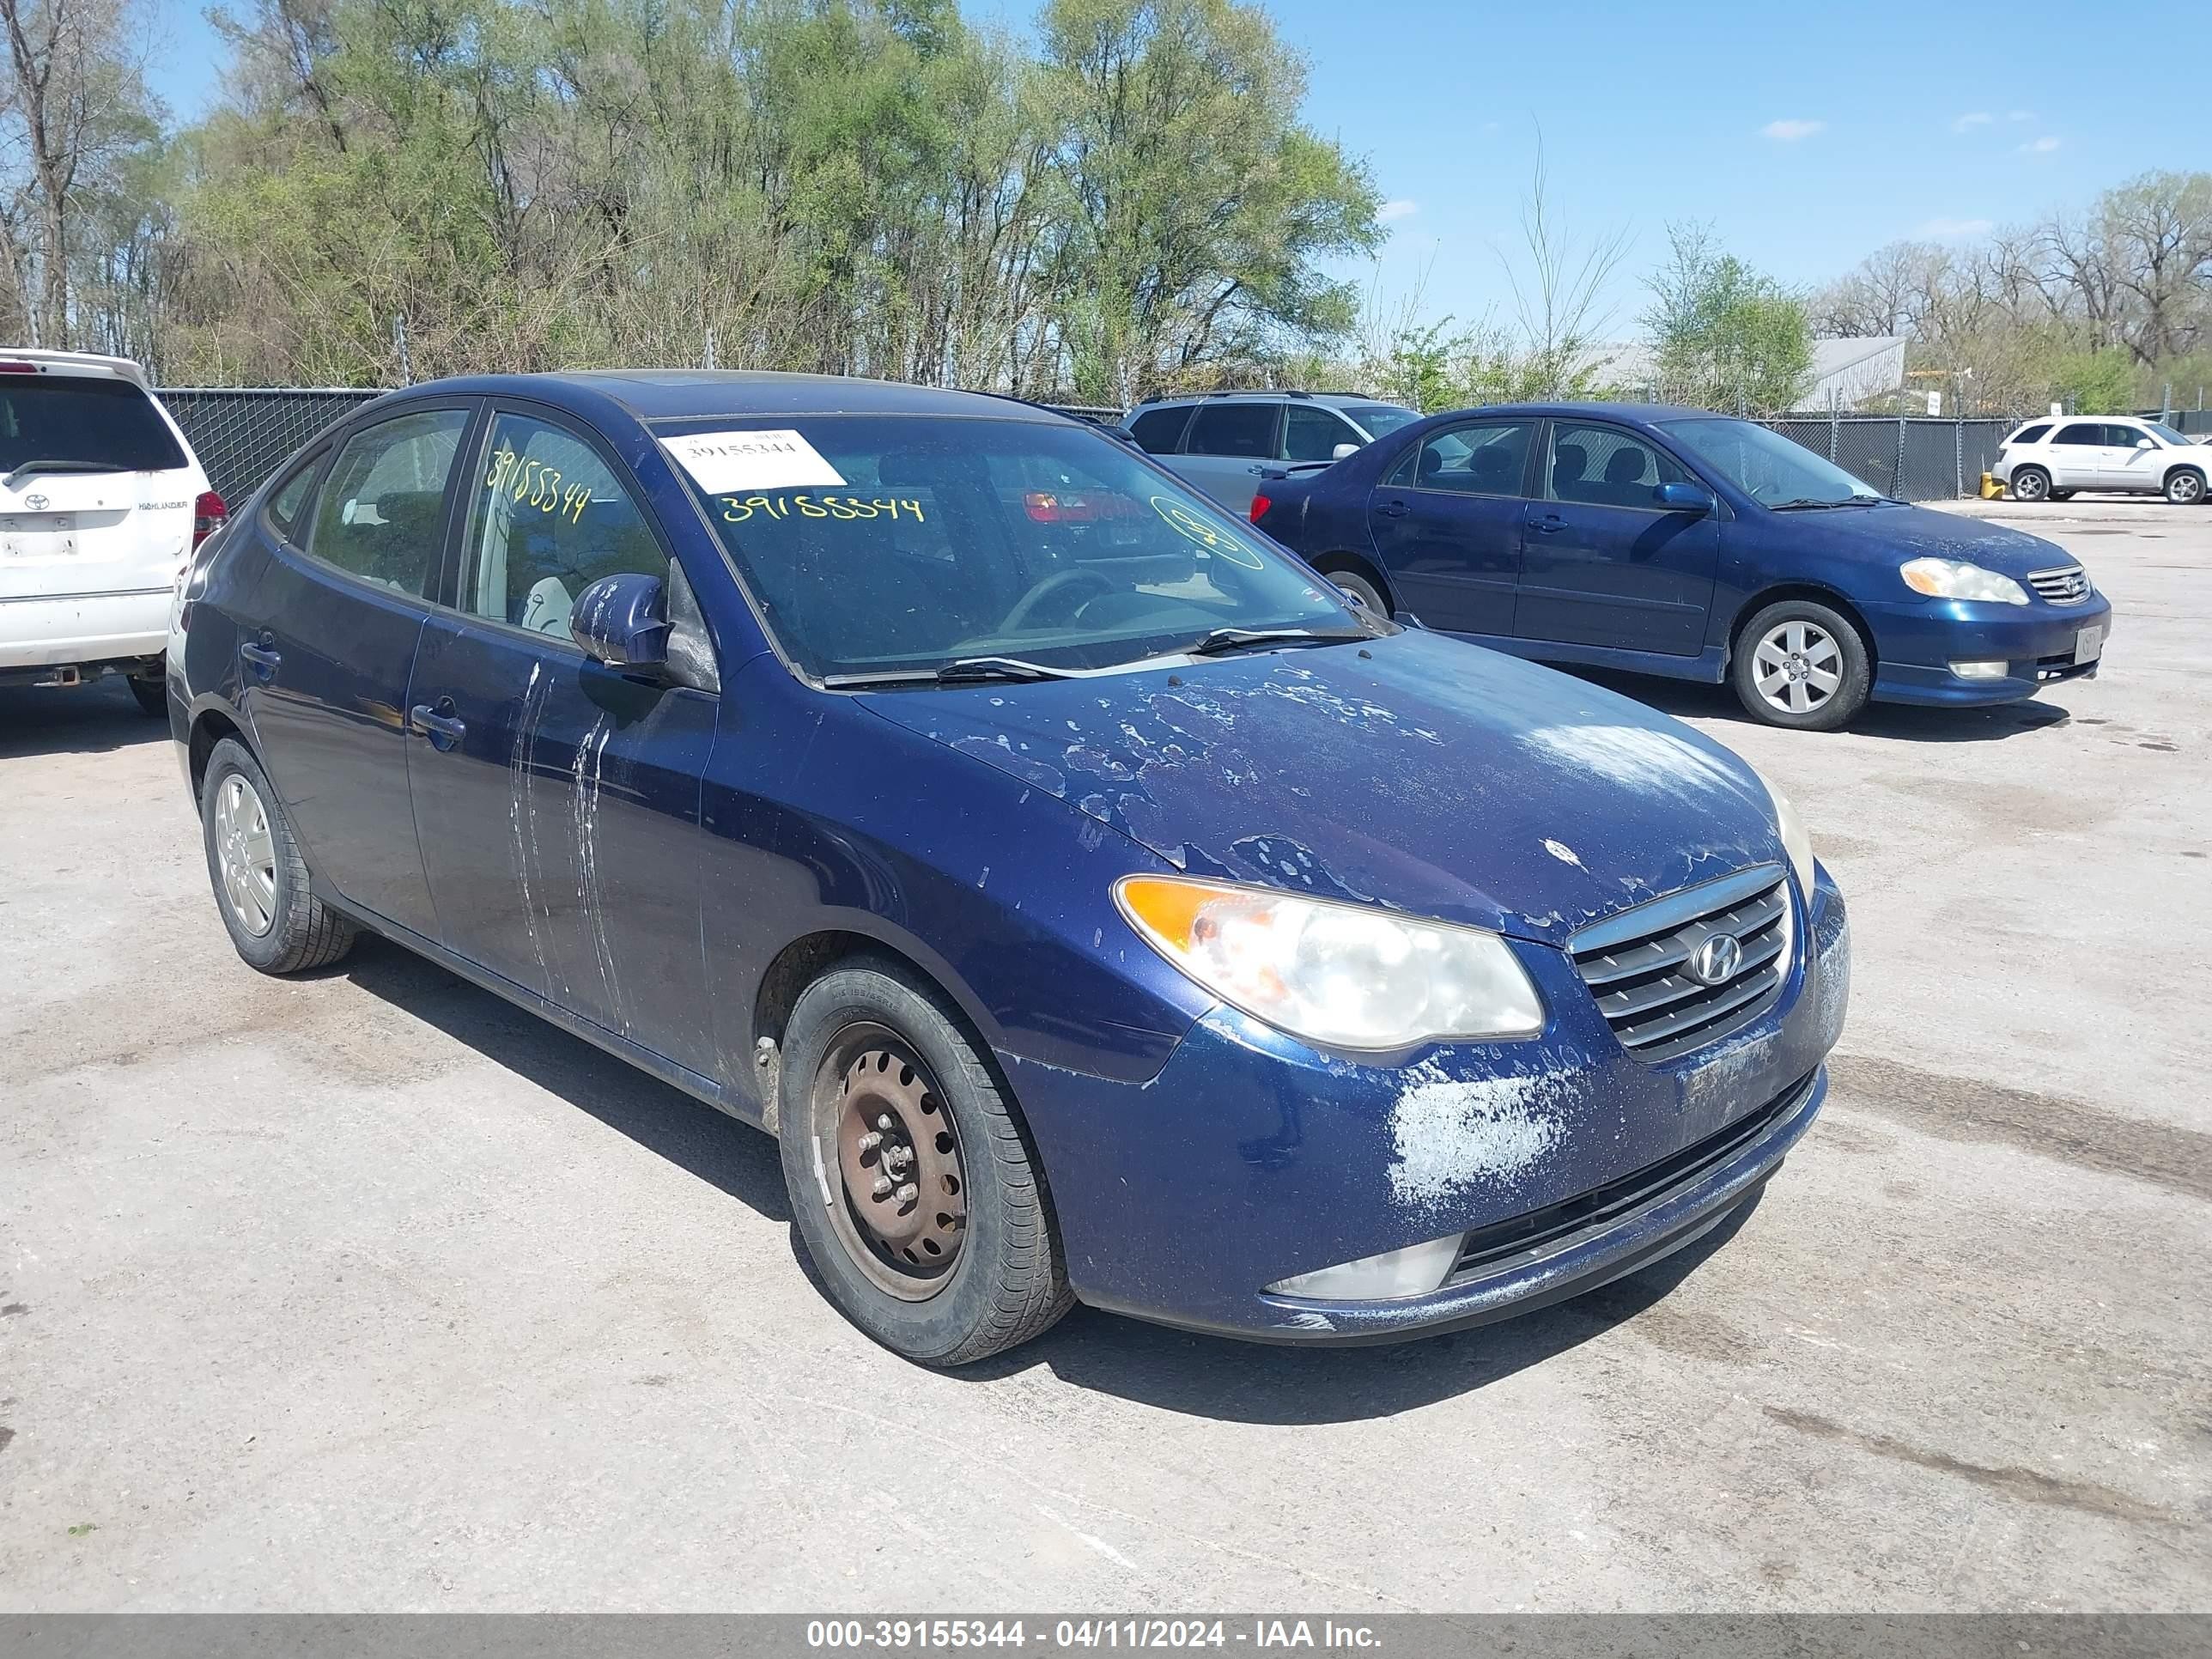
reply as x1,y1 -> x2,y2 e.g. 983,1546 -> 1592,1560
1250,402 -> 2113,729
169,372 -> 1849,1364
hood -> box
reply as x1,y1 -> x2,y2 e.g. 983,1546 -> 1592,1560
1784,501 -> 2075,577
860,629 -> 1784,945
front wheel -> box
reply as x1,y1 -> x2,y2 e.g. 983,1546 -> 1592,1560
200,737 -> 356,974
2009,467 -> 2051,502
1732,600 -> 1871,731
777,957 -> 1071,1365
2166,467 -> 2206,506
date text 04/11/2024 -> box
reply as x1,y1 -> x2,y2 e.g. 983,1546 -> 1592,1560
804,1621 -> 1382,1650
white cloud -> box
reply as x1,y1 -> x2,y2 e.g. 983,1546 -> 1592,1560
1918,217 -> 1994,238
1952,112 -> 1992,132
2019,136 -> 2062,154
1762,118 -> 1825,142
1377,199 -> 1419,223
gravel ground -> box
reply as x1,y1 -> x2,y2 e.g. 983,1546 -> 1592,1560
2,496 -> 2206,1611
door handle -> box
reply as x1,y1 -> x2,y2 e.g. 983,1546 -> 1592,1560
1529,514 -> 1565,534
410,702 -> 466,750
239,638 -> 281,679
1374,500 -> 1409,518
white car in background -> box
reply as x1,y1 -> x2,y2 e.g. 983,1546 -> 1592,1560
1,349 -> 224,715
1993,415 -> 2209,505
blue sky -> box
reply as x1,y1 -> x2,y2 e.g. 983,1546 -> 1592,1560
145,0 -> 2206,340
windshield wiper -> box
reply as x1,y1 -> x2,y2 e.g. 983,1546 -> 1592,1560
1182,625 -> 1372,658
821,655 -> 1080,690
4,459 -> 128,484
1766,496 -> 1853,511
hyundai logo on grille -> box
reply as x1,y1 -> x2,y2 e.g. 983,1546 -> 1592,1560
1686,933 -> 1743,987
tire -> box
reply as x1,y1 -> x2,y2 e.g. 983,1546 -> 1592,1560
2009,466 -> 2051,502
2048,489 -> 2075,501
1322,566 -> 1389,617
127,674 -> 167,718
777,956 -> 1071,1365
1731,599 -> 1872,731
2165,467 -> 2206,506
199,737 -> 356,975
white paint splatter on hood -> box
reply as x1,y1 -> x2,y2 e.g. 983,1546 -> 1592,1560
1388,1060 -> 1575,1210
1522,721 -> 1754,801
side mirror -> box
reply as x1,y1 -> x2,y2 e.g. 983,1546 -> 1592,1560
2136,436 -> 2155,449
1331,442 -> 1361,461
570,572 -> 670,670
1656,480 -> 1715,514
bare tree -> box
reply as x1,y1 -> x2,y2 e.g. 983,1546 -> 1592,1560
1498,140 -> 1630,397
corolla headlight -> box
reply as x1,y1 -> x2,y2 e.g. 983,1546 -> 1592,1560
1114,877 -> 1543,1050
1749,765 -> 1816,897
1899,557 -> 2028,605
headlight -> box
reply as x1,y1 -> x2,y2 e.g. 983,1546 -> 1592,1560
1899,557 -> 2028,605
1750,765 -> 1816,897
1115,877 -> 1543,1050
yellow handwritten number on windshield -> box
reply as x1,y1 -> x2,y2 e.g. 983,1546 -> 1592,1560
1150,495 -> 1264,569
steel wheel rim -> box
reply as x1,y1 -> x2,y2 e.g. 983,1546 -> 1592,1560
811,1022 -> 969,1302
1753,621 -> 1842,716
214,774 -> 278,937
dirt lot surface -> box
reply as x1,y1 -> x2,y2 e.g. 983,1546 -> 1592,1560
3,496 -> 2206,1611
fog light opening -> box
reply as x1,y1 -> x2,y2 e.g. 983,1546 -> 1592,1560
1266,1234 -> 1462,1301
1948,659 -> 2008,681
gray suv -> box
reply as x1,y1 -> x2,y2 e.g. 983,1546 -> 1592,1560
1122,391 -> 1419,513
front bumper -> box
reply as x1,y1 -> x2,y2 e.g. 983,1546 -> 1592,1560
999,874 -> 1849,1342
1864,592 -> 2112,707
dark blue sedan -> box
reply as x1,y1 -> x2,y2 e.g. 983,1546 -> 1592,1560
1251,403 -> 2113,729
170,373 -> 1848,1364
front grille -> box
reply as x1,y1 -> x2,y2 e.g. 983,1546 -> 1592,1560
1570,865 -> 1791,1064
2027,565 -> 2091,605
1446,1069 -> 1816,1285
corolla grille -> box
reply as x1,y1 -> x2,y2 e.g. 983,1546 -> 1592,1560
1569,865 -> 1792,1064
2027,566 -> 2091,605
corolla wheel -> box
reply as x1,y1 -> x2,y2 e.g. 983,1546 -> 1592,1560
213,773 -> 279,937
817,1026 -> 968,1300
1752,620 -> 1842,716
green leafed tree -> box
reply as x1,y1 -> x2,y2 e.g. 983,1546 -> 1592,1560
1643,221 -> 1813,414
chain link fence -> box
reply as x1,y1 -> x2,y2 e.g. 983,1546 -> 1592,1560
160,389 -> 381,509
161,389 -> 2091,509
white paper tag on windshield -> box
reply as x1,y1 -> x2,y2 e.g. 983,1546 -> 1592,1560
663,428 -> 847,493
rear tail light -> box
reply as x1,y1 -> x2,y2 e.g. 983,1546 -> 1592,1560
191,489 -> 228,548
1249,493 -> 1272,524
0,361 -> 40,374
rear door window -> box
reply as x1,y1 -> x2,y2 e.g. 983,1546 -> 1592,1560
460,410 -> 667,637
0,374 -> 187,473
1126,405 -> 1192,455
267,451 -> 325,540
1395,420 -> 1536,495
301,409 -> 470,597
2052,423 -> 2105,447
1185,402 -> 1280,459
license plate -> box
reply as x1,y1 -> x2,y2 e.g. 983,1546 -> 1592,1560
0,512 -> 79,561
2074,625 -> 2105,665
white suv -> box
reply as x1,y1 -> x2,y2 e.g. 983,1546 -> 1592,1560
1,349 -> 224,714
1993,415 -> 2209,505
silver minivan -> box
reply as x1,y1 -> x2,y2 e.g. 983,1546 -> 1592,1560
1123,391 -> 1419,514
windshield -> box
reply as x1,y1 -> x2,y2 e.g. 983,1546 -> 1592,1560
1662,416 -> 1881,507
2145,421 -> 2195,447
1340,404 -> 1419,438
0,374 -> 187,474
667,415 -> 1364,679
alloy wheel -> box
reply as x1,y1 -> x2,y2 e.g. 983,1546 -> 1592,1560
1752,621 -> 1842,717
213,773 -> 278,936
